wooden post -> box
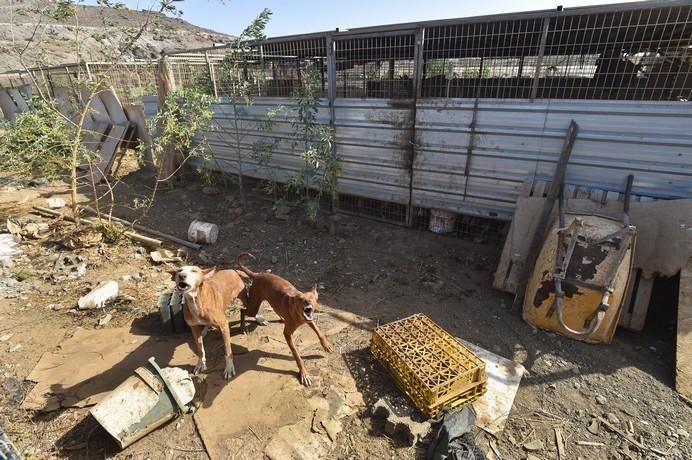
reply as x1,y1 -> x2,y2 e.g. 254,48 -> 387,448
677,258 -> 692,400
512,120 -> 579,310
156,56 -> 178,184
204,50 -> 218,98
406,28 -> 425,227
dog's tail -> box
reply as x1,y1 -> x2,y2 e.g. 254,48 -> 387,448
236,252 -> 257,278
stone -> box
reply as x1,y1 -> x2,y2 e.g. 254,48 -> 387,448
372,397 -> 431,447
0,334 -> 12,342
605,413 -> 620,425
98,314 -> 113,327
271,256 -> 279,264
596,395 -> 607,405
588,419 -> 600,435
523,439 -> 544,451
320,418 -> 342,443
46,197 -> 67,209
9,344 -> 22,353
677,429 -> 690,439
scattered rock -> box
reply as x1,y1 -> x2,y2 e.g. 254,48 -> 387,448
605,413 -> 620,425
677,429 -> 689,439
9,344 -> 22,353
372,397 -> 431,447
523,439 -> 544,451
46,197 -> 67,209
649,346 -> 657,352
588,419 -> 600,435
271,255 -> 279,264
320,418 -> 342,443
3,377 -> 24,405
596,395 -> 607,405
98,313 -> 113,327
311,409 -> 328,434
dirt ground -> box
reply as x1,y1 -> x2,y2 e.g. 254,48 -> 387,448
0,168 -> 690,460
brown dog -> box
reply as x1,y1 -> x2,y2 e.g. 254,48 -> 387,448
236,252 -> 332,386
173,266 -> 248,379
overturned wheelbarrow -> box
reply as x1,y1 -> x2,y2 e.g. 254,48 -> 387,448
90,357 -> 195,449
523,176 -> 637,344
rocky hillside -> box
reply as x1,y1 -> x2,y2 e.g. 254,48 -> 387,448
0,0 -> 233,72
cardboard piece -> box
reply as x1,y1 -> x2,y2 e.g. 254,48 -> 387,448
193,307 -> 359,460
22,327 -> 197,411
458,339 -> 525,436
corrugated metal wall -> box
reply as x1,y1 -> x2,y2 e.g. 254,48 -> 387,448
144,96 -> 692,220
415,99 -> 692,219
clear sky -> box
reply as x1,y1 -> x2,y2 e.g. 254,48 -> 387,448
85,0 -> 642,37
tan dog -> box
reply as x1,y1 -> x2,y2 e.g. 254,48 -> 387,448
173,266 -> 248,379
236,252 -> 332,386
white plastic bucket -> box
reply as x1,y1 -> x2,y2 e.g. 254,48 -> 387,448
187,220 -> 219,244
429,209 -> 457,234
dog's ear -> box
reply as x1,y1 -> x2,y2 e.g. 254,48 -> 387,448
311,283 -> 319,300
202,266 -> 217,280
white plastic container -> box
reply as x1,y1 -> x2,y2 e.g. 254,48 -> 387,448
187,220 -> 219,244
78,281 -> 119,309
429,209 -> 457,234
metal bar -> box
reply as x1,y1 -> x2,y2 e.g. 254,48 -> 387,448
326,34 -> 338,212
462,96 -> 480,200
531,17 -> 551,101
407,27 -> 425,226
512,120 -> 580,310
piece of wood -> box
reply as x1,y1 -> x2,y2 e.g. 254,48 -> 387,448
575,441 -> 605,447
0,89 -> 18,122
8,88 -> 29,112
596,415 -> 652,453
80,206 -> 201,250
619,268 -> 639,327
512,120 -> 579,309
532,180 -> 547,197
98,87 -> 129,125
677,258 -> 692,399
554,427 -> 566,459
627,274 -> 654,331
92,124 -> 128,182
32,206 -> 162,247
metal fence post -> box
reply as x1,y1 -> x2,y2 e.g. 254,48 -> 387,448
326,33 -> 338,213
530,17 -> 550,101
407,27 -> 425,226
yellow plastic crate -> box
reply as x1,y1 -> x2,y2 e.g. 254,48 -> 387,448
371,313 -> 487,418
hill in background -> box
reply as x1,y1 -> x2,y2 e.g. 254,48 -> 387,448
0,0 -> 233,72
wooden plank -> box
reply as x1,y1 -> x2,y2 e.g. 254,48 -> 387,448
8,88 -> 29,112
628,275 -> 654,331
91,124 -> 128,182
512,120 -> 579,310
619,268 -> 639,328
0,89 -> 18,122
519,180 -> 533,198
80,85 -> 111,124
676,259 -> 692,399
532,180 -> 547,197
99,87 -> 129,125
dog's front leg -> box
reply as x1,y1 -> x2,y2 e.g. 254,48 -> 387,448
283,323 -> 311,386
307,321 -> 333,353
191,325 -> 207,375
220,322 -> 236,380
